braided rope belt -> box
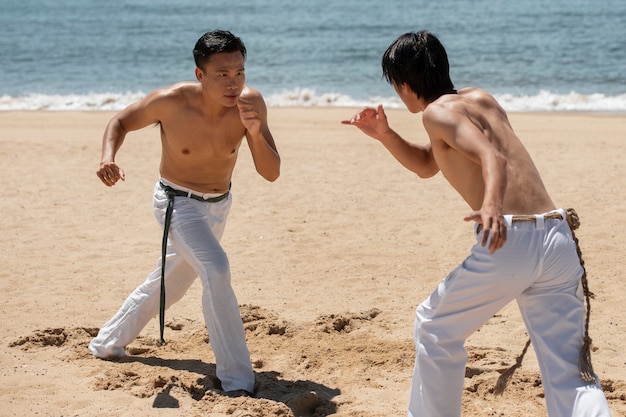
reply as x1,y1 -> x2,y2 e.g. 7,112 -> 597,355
494,208 -> 596,394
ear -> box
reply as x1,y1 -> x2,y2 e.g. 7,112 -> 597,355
400,83 -> 413,95
195,67 -> 203,82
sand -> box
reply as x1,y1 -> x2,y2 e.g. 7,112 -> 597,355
0,108 -> 624,416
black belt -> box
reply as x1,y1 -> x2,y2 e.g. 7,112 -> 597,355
157,181 -> 230,345
159,181 -> 230,203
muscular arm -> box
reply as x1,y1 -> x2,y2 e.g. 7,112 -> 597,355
238,89 -> 281,182
97,89 -> 168,186
342,104 -> 439,178
423,104 -> 508,252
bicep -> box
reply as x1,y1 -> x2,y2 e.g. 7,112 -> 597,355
115,90 -> 167,133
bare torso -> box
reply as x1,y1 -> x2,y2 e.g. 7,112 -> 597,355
425,88 -> 556,215
157,83 -> 248,194
98,50 -> 279,191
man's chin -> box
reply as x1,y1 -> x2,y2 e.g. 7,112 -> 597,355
224,96 -> 240,106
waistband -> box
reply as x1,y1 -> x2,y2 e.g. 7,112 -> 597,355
508,210 -> 563,224
476,209 -> 565,234
158,179 -> 230,203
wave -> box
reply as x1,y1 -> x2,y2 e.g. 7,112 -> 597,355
1,89 -> 626,113
0,92 -> 147,112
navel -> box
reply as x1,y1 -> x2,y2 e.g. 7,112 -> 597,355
181,148 -> 190,155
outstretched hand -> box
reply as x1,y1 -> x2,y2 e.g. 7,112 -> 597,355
464,210 -> 507,253
97,161 -> 125,187
341,104 -> 390,139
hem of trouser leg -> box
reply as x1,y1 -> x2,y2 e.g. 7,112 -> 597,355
88,342 -> 126,359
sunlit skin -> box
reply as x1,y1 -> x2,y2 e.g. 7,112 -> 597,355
343,85 -> 555,253
96,51 -> 280,194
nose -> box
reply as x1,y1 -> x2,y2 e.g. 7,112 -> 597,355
228,74 -> 242,86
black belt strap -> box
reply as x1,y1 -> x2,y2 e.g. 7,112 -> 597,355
157,182 -> 230,345
159,187 -> 176,345
159,181 -> 230,203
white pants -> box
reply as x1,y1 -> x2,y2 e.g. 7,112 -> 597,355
89,180 -> 255,393
408,209 -> 611,417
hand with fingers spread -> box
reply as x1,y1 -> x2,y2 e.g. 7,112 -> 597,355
341,104 -> 390,140
97,161 -> 125,186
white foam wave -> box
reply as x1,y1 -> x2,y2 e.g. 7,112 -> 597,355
1,89 -> 626,113
0,92 -> 146,111
495,90 -> 626,113
265,88 -> 407,109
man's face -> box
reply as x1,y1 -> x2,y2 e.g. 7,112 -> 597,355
196,51 -> 246,107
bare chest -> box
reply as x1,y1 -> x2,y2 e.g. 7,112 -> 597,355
160,111 -> 246,159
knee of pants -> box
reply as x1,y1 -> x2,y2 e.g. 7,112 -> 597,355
414,306 -> 436,346
415,304 -> 468,349
198,250 -> 231,282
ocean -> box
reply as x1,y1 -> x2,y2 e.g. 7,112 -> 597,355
1,0 -> 625,112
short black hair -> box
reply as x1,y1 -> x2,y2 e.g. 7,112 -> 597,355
382,30 -> 455,103
193,30 -> 247,69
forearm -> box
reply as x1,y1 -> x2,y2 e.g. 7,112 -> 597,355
480,151 -> 507,211
100,118 -> 127,163
378,129 -> 438,178
247,132 -> 281,182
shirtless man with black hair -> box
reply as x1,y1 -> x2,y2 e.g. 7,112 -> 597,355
343,30 -> 611,417
90,30 -> 280,396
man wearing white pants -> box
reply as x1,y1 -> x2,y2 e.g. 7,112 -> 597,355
89,179 -> 254,392
90,30 -> 280,395
343,30 -> 611,416
410,210 -> 609,416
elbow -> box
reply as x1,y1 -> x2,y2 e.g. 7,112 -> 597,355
415,162 -> 440,179
265,170 -> 280,182
109,116 -> 128,136
416,171 -> 436,179
260,162 -> 281,182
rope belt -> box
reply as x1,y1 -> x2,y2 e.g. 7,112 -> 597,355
476,212 -> 563,234
494,208 -> 596,394
157,182 -> 230,345
510,212 -> 563,222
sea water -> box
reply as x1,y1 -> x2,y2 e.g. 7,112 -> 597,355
1,0 -> 625,111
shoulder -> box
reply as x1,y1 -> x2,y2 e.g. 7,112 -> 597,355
424,87 -> 501,125
127,82 -> 200,119
144,82 -> 200,104
422,93 -> 482,146
459,87 -> 500,106
423,95 -> 464,129
116,82 -> 200,125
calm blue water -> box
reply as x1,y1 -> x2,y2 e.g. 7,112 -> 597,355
1,0 -> 625,111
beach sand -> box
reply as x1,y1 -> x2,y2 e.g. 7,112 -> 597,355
1,109 -> 624,416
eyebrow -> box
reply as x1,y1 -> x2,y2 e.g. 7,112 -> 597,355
214,67 -> 245,73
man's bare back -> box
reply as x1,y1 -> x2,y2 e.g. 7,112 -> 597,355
424,87 -> 556,215
343,87 -> 555,253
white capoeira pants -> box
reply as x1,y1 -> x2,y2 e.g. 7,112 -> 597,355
89,179 -> 255,393
408,209 -> 611,417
